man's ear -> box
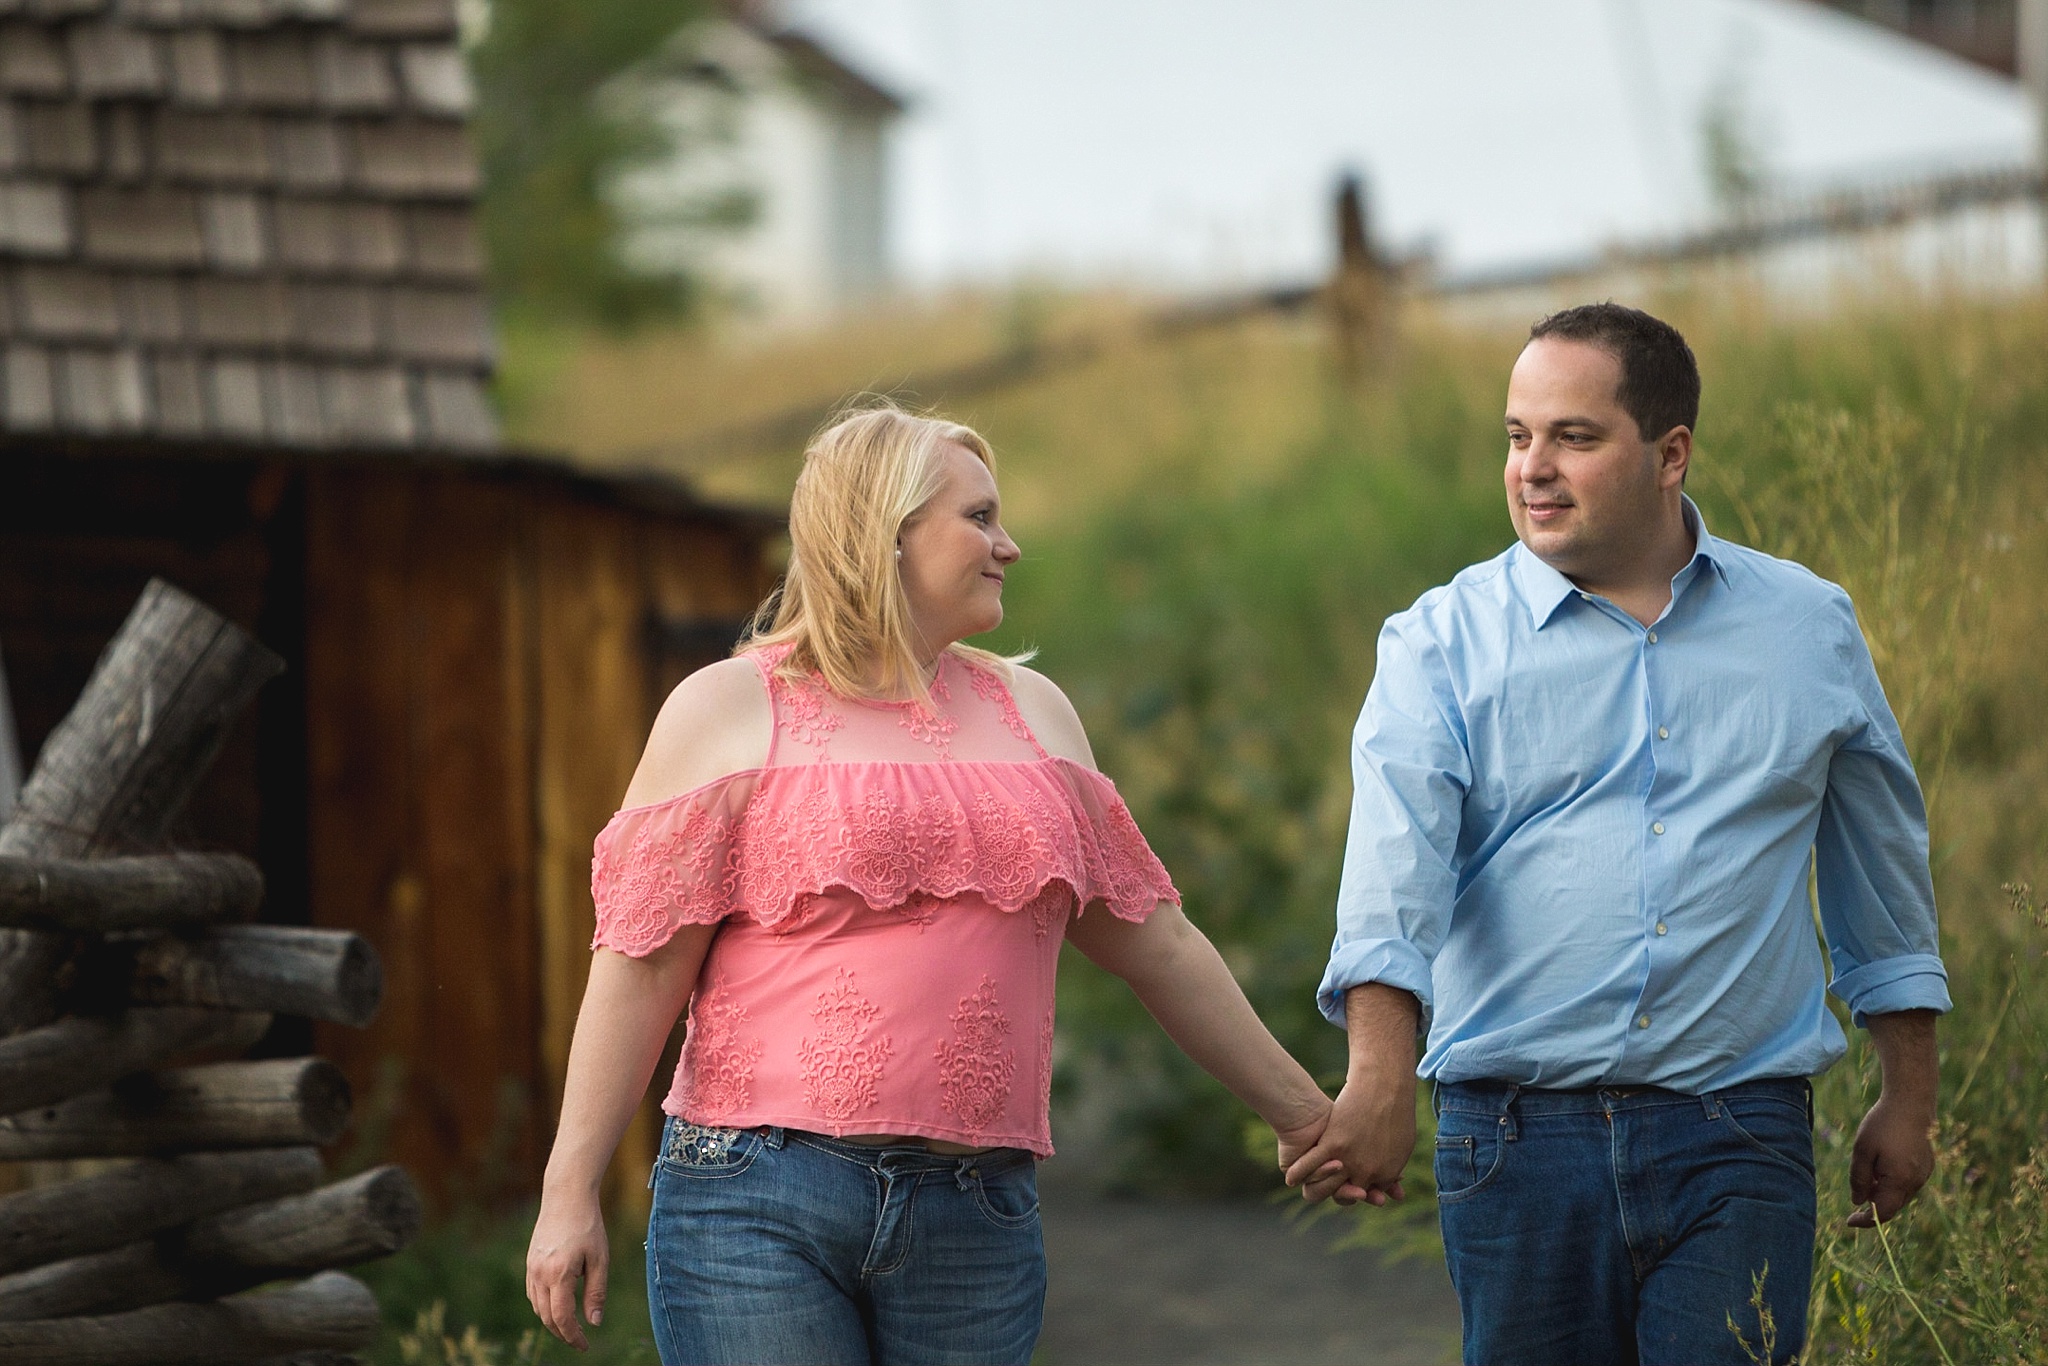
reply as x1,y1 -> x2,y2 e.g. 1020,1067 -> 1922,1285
1656,426 -> 1693,489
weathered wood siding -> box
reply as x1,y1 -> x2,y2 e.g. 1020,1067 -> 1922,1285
306,467 -> 775,1211
304,468 -> 543,1209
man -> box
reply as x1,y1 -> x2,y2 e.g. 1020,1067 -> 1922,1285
1286,303 -> 1948,1365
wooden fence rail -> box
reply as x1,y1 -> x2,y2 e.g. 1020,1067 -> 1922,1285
0,579 -> 413,1364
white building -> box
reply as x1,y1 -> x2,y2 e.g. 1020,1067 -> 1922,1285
616,7 -> 906,324
773,0 -> 2042,293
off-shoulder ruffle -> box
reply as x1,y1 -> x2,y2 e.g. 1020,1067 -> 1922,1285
590,759 -> 1178,957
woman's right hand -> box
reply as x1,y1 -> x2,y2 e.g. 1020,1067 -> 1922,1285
527,1189 -> 609,1351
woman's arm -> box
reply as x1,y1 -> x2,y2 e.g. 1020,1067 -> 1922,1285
1008,665 -> 1333,1156
527,934 -> 711,1350
1064,905 -> 1331,1149
527,657 -> 770,1349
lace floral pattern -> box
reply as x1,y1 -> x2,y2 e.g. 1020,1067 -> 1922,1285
798,968 -> 893,1119
1023,883 -> 1071,939
897,703 -> 958,757
678,975 -> 762,1114
593,760 -> 1176,953
770,671 -> 842,756
970,665 -> 1047,756
1038,1007 -> 1057,1115
935,976 -> 1016,1136
591,804 -> 735,953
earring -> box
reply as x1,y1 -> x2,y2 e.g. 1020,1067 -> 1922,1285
895,548 -> 902,560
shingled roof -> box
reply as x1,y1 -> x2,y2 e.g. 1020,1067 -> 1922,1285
0,0 -> 497,452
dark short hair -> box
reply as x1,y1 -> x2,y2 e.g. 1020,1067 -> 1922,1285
1528,303 -> 1700,441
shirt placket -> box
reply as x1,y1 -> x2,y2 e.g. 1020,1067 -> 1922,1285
1617,572 -> 1697,1071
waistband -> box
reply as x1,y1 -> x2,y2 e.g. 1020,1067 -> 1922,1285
748,1123 -> 1035,1176
1434,1076 -> 1811,1118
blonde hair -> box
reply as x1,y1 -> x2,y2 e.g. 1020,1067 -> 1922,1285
741,400 -> 1031,700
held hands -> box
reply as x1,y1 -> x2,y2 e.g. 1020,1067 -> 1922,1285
1277,1070 -> 1416,1207
526,1190 -> 610,1351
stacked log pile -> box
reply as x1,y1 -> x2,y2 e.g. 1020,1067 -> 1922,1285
0,580 -> 417,1366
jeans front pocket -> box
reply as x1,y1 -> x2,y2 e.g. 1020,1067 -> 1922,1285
658,1119 -> 763,1179
1433,1108 -> 1507,1204
966,1157 -> 1040,1230
1712,1091 -> 1815,1180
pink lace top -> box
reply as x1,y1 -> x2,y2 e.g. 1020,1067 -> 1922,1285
589,645 -> 1179,1155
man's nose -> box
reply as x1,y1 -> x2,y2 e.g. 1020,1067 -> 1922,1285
1518,438 -> 1560,481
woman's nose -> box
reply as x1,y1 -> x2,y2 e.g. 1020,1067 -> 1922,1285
994,531 -> 1021,563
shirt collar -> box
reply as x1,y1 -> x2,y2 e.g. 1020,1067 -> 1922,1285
1513,494 -> 1731,630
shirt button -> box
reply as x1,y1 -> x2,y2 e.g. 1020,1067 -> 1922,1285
1579,592 -> 1592,601
1637,1014 -> 1652,1029
1655,922 -> 1668,936
1657,726 -> 1669,740
1647,630 -> 1659,643
1652,821 -> 1666,835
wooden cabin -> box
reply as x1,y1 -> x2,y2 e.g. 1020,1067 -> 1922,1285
0,0 -> 783,1211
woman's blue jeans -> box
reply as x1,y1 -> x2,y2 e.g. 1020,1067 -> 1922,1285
645,1118 -> 1046,1365
1433,1078 -> 1816,1366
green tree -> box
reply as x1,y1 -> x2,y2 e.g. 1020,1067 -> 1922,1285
470,0 -> 716,327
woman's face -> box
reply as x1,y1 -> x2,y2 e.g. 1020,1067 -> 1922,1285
898,441 -> 1020,657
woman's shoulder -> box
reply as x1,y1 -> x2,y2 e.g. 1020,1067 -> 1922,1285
620,656 -> 773,808
1002,663 -> 1096,769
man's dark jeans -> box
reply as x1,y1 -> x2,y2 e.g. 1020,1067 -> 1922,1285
1434,1077 -> 1815,1366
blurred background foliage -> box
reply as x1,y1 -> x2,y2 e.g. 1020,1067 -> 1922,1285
369,279 -> 2048,1362
469,0 -> 717,331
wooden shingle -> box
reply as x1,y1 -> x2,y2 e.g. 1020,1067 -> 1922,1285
18,262 -> 122,338
165,30 -> 228,106
2,0 -> 498,450
230,30 -> 318,108
154,108 -> 271,182
345,0 -> 456,39
350,119 -> 475,197
0,25 -> 70,97
68,22 -> 165,99
23,104 -> 96,175
199,188 -> 268,269
2,342 -> 56,427
310,33 -> 394,110
77,185 -> 205,265
0,181 -> 72,256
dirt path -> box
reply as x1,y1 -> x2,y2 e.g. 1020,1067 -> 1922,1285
1034,1165 -> 1463,1366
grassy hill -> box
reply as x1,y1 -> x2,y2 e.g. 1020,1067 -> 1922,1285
489,283 -> 2048,1364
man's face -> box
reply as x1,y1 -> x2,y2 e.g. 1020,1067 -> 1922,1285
1503,338 -> 1675,587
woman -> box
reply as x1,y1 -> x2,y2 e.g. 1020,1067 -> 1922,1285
526,404 -> 1339,1364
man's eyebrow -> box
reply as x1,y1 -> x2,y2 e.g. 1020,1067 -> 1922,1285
1505,414 -> 1611,431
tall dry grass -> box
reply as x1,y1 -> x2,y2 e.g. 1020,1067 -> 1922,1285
413,281 -> 2048,1362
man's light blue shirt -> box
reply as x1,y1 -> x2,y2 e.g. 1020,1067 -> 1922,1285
1319,500 -> 1950,1091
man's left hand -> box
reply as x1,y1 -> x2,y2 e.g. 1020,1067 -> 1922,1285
1848,1008 -> 1941,1228
1847,1091 -> 1935,1227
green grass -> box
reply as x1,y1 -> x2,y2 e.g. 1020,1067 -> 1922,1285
379,285 -> 2048,1359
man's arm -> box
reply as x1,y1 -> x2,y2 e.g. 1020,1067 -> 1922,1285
1285,983 -> 1420,1204
1848,1008 -> 1938,1227
1811,593 -> 1951,1226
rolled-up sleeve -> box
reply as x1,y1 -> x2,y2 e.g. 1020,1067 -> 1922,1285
1317,621 -> 1471,1028
1815,597 -> 1951,1028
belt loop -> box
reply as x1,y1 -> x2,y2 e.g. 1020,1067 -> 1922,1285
1430,1079 -> 1445,1120
1500,1084 -> 1520,1140
761,1125 -> 787,1150
1699,1091 -> 1719,1120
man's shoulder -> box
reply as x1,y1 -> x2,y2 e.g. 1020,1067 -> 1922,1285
1708,537 -> 1854,615
1394,546 -> 1518,627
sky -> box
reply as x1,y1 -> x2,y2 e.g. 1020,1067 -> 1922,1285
779,0 -> 2039,290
